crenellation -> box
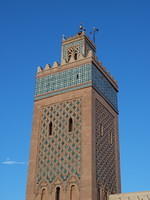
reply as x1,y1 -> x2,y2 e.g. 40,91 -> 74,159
97,60 -> 102,66
37,66 -> 43,73
37,62 -> 61,75
52,61 -> 60,68
91,59 -> 118,91
100,65 -> 118,90
87,50 -> 94,58
44,64 -> 51,71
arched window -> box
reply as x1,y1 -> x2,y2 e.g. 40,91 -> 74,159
110,131 -> 113,145
100,123 -> 104,136
74,52 -> 78,60
67,48 -> 73,62
41,188 -> 46,200
70,185 -> 79,200
55,187 -> 60,200
49,122 -> 52,136
97,188 -> 100,200
69,117 -> 73,132
70,185 -> 75,200
104,189 -> 108,200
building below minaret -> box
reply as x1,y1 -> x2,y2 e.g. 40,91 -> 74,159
26,31 -> 121,200
110,191 -> 150,200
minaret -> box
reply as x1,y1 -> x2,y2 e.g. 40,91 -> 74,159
26,31 -> 121,200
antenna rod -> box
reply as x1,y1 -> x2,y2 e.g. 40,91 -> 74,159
92,27 -> 99,43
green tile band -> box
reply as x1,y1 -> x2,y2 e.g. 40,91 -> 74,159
35,64 -> 118,111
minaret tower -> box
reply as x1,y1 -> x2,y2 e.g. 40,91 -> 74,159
26,31 -> 121,200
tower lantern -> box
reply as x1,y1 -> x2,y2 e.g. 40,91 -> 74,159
61,32 -> 96,64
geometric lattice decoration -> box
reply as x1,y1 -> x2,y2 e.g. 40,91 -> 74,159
66,45 -> 81,62
95,99 -> 117,194
36,99 -> 82,185
61,39 -> 84,63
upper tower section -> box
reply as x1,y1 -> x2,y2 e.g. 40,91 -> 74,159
61,32 -> 96,65
35,32 -> 118,112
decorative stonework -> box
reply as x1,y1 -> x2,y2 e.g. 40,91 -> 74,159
92,66 -> 118,110
35,64 -> 91,98
95,99 -> 117,193
36,99 -> 82,185
61,34 -> 96,64
35,64 -> 118,111
62,40 -> 84,63
66,45 -> 81,62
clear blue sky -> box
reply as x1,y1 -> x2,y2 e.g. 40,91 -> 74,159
0,0 -> 150,199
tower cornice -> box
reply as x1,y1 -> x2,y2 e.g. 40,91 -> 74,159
36,56 -> 118,92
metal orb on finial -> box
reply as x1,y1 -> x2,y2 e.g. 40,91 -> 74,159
62,34 -> 66,41
78,24 -> 86,35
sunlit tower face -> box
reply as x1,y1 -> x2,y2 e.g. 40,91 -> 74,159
26,31 -> 121,200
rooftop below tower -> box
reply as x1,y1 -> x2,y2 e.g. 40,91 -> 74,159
109,191 -> 150,200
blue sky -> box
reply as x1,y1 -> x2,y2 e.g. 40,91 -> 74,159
0,0 -> 150,199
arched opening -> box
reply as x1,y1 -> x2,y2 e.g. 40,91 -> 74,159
74,52 -> 78,60
55,187 -> 60,200
68,54 -> 71,62
70,185 -> 75,200
97,188 -> 100,200
104,190 -> 108,200
70,185 -> 79,200
41,188 -> 46,200
67,48 -> 73,62
100,123 -> 104,136
49,122 -> 52,136
110,131 -> 113,145
69,117 -> 73,132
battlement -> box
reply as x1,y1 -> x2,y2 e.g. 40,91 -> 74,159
36,49 -> 95,76
35,54 -> 118,111
37,62 -> 60,73
36,54 -> 118,91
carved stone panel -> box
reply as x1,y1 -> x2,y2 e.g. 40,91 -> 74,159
95,99 -> 117,193
36,99 -> 82,186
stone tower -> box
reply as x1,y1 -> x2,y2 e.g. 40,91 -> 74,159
26,31 -> 121,200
